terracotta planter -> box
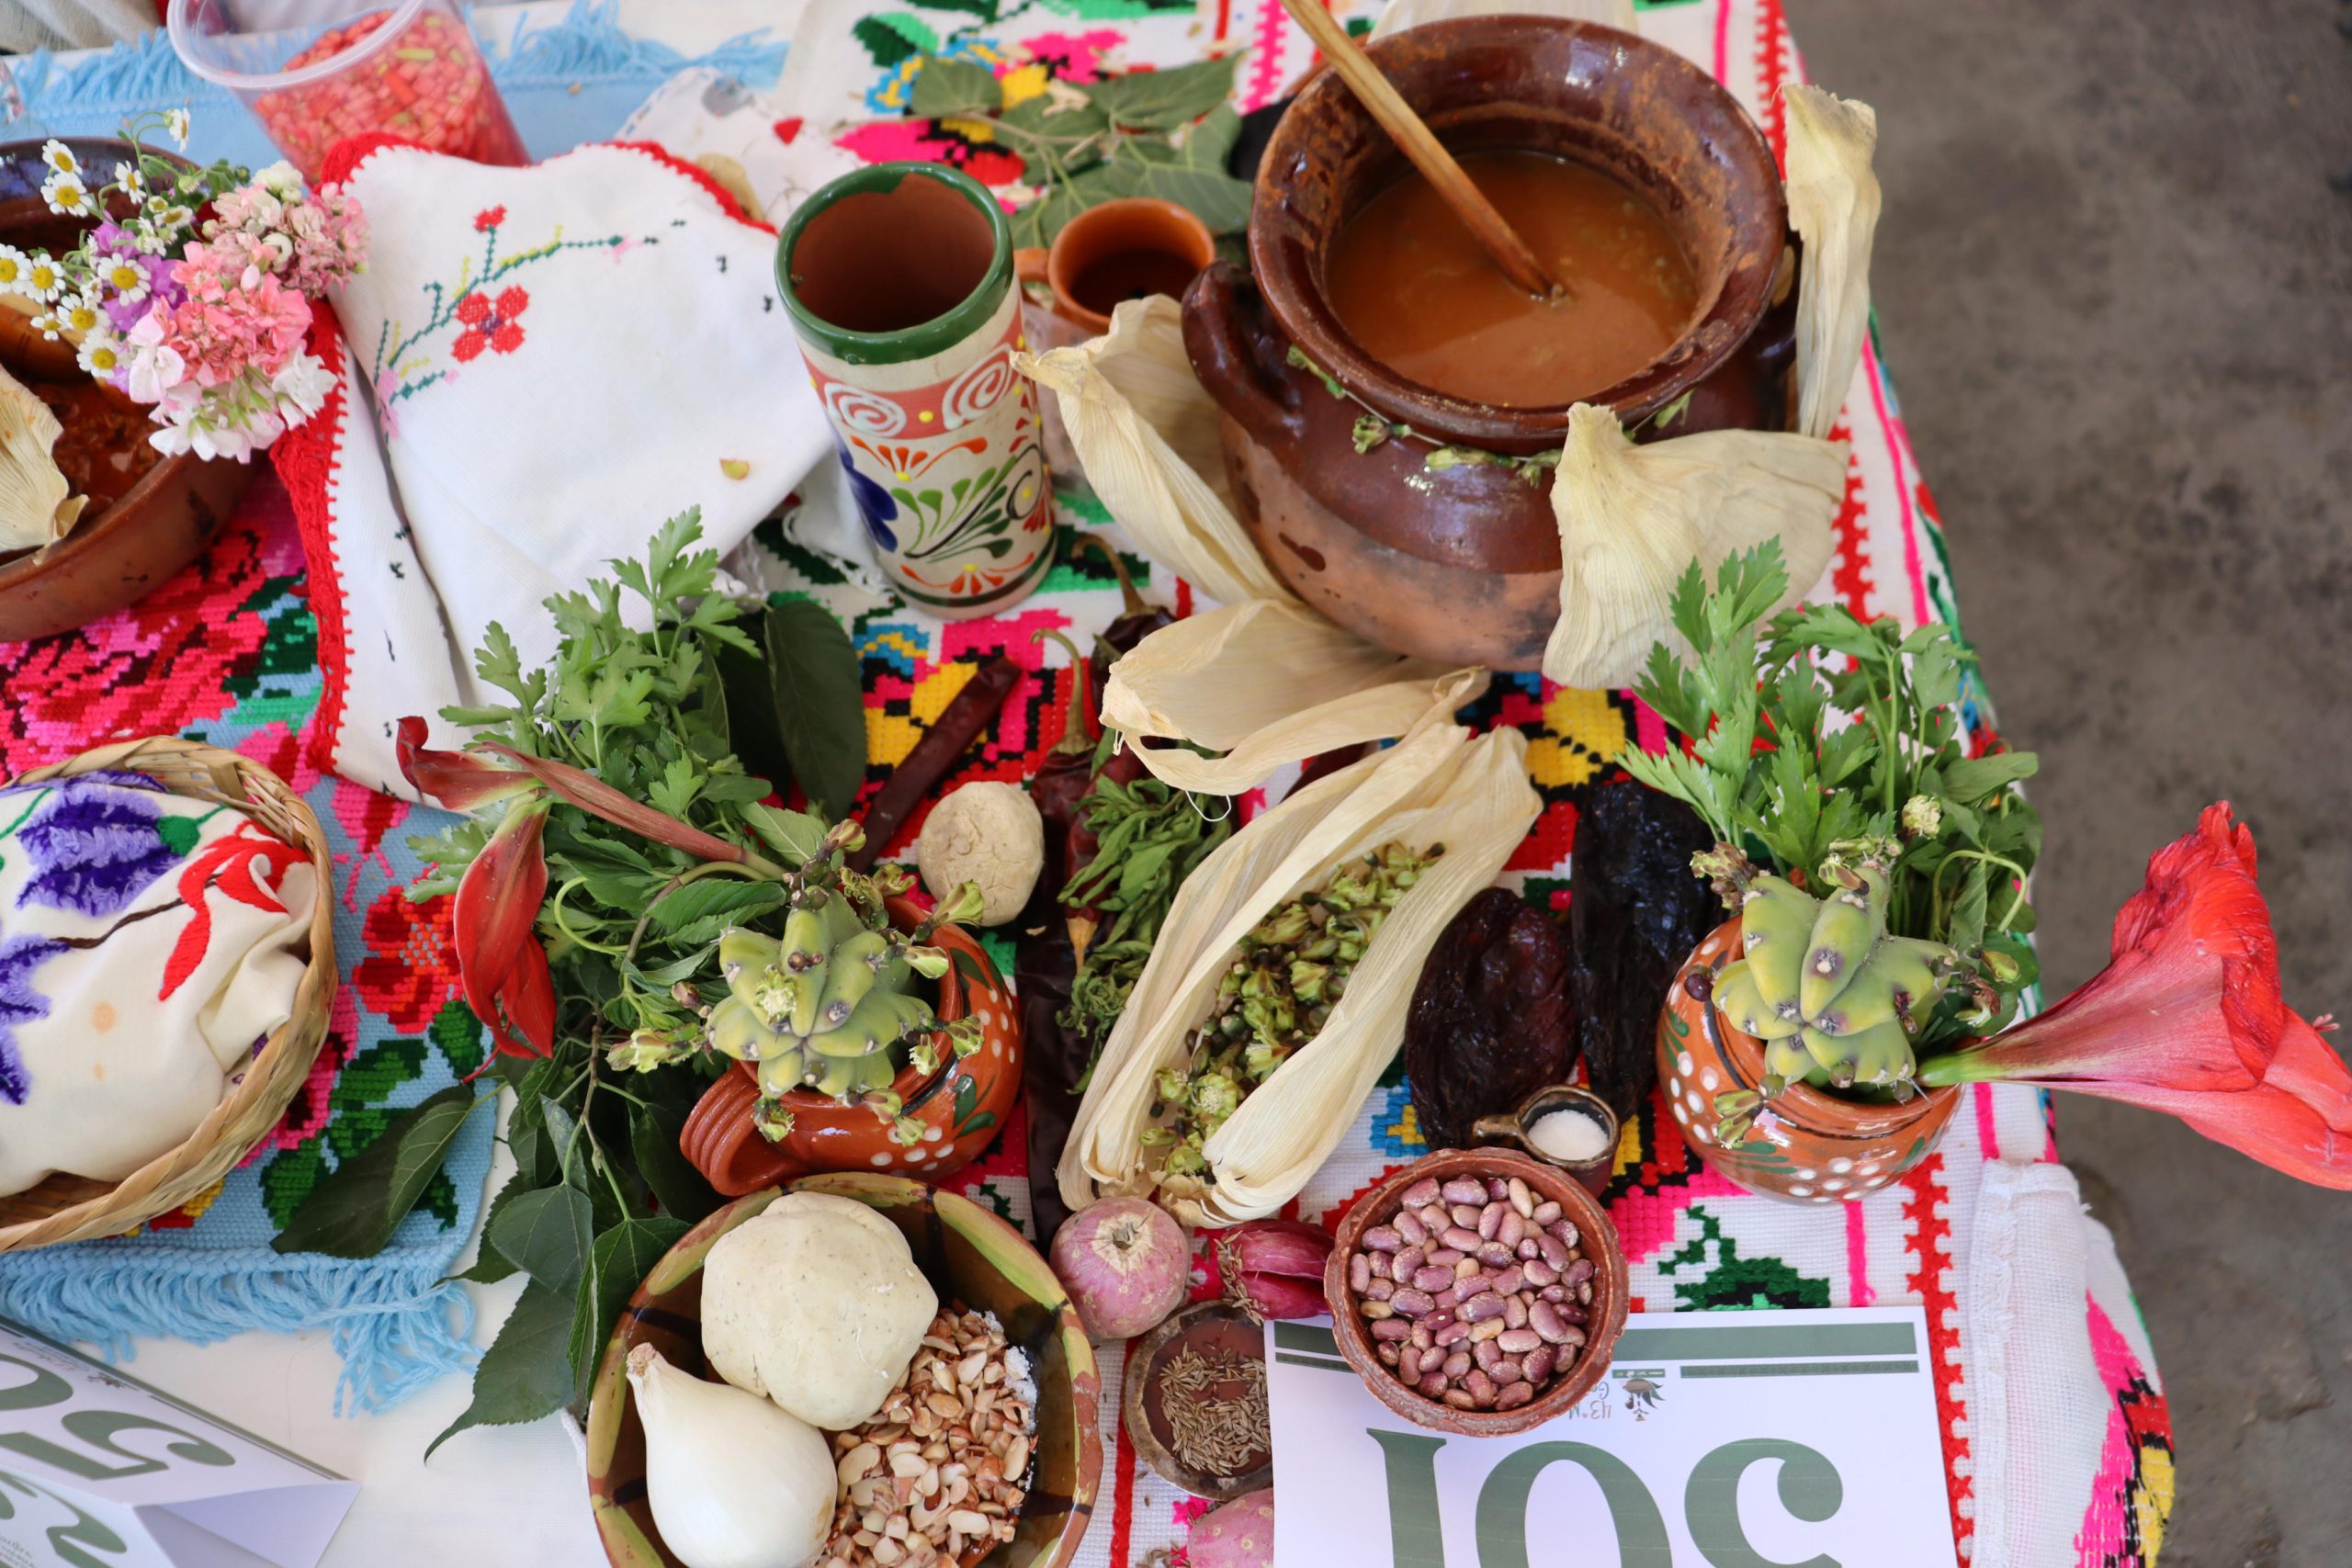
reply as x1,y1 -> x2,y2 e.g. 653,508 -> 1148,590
0,138 -> 257,643
1183,17 -> 1798,670
1322,1148 -> 1628,1438
1658,919 -> 1961,1203
678,897 -> 1022,1194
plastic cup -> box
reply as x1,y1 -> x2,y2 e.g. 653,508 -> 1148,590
166,0 -> 526,183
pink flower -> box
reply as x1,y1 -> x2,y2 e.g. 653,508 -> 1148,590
1922,803 -> 2351,1187
158,261 -> 311,386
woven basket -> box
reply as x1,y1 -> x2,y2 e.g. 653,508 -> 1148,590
0,739 -> 336,1252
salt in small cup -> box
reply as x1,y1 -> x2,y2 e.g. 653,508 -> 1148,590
1472,1084 -> 1618,1196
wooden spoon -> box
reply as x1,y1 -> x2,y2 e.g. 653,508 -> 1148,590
1277,0 -> 1565,300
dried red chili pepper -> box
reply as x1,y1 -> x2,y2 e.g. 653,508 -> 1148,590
848,656 -> 1022,871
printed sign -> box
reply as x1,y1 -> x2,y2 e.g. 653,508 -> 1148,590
0,1321 -> 356,1568
1267,1305 -> 1959,1568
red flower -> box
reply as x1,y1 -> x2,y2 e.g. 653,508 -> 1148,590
451,286 -> 528,363
452,802 -> 556,1064
160,824 -> 311,1002
473,205 -> 505,231
1923,803 -> 2350,1187
396,716 -> 537,811
352,887 -> 456,1031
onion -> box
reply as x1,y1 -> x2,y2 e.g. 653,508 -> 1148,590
1217,1218 -> 1334,1320
1050,1197 -> 1190,1339
1188,1489 -> 1275,1568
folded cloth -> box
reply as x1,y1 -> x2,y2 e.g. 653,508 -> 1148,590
0,770 -> 317,1197
276,136 -> 829,796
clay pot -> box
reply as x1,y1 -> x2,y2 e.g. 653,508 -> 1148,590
678,897 -> 1022,1195
1470,1083 -> 1621,1198
1183,17 -> 1797,670
0,138 -> 257,643
1658,919 -> 1961,1203
1322,1147 -> 1627,1438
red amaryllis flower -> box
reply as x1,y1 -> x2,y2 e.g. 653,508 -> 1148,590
1922,802 -> 2349,1187
453,803 -> 556,1064
395,716 -> 539,812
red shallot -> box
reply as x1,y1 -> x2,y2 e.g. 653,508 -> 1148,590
1217,1218 -> 1336,1321
1051,1197 -> 1190,1339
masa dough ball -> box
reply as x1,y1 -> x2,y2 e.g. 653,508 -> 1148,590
700,1191 -> 939,1429
916,781 -> 1044,927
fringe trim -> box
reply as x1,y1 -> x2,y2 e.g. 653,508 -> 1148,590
0,1247 -> 478,1416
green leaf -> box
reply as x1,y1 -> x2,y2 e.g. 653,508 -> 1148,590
647,755 -> 700,819
1121,158 -> 1255,236
1182,103 -> 1243,170
1949,863 -> 1989,958
649,877 -> 789,933
1940,751 -> 2039,804
714,605 -> 795,796
763,598 -> 868,819
1082,57 -> 1237,131
487,1186 -> 594,1296
273,1087 -> 487,1258
453,1168 -> 538,1284
630,1102 -> 724,1225
911,56 -> 1003,118
429,998 -> 487,1079
741,803 -> 829,865
427,1282 -> 579,1460
568,1218 -> 690,1405
1910,634 -> 1964,713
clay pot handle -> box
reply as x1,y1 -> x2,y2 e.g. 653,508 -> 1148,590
1468,1111 -> 1527,1149
1180,261 -> 1306,447
680,1066 -> 807,1197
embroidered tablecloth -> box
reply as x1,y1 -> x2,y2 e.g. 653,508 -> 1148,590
0,2 -> 2174,1565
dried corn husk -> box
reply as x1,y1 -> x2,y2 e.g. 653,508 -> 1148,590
0,364 -> 85,553
1102,597 -> 1486,795
1784,85 -> 1883,441
1015,297 -> 1291,608
1371,0 -> 1634,41
1542,403 -> 1844,690
1059,721 -> 1540,1226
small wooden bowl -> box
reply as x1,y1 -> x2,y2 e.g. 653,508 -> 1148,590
585,1175 -> 1103,1568
0,739 -> 336,1250
1322,1148 -> 1627,1438
1120,1300 -> 1272,1502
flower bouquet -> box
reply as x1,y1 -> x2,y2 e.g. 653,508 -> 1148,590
1634,543 -> 2347,1195
0,114 -> 367,463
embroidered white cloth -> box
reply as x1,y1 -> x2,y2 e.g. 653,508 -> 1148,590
278,138 -> 830,797
0,771 -> 317,1197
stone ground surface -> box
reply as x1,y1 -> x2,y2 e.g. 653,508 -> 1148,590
1788,2 -> 2352,1562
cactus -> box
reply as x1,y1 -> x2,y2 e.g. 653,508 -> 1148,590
1718,863 -> 1958,1097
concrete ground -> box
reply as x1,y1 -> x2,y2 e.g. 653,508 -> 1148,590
1788,2 -> 2352,1562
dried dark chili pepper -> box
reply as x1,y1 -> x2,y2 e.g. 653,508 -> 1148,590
1403,888 -> 1576,1149
1020,632 -> 1102,1245
1567,780 -> 1717,1120
849,654 -> 1021,871
1071,533 -> 1175,680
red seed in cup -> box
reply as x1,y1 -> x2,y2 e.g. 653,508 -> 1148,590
253,8 -> 526,182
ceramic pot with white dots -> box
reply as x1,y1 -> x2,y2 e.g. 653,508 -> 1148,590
678,897 -> 1023,1194
1657,919 -> 1960,1203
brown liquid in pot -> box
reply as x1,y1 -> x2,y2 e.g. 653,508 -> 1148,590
1323,150 -> 1700,409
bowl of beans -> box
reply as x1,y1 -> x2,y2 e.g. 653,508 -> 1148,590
1324,1147 -> 1627,1436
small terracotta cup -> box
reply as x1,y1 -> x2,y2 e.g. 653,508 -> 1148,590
1658,919 -> 1961,1203
1472,1085 -> 1620,1197
1016,197 -> 1217,341
678,897 -> 1023,1195
1323,1147 -> 1628,1438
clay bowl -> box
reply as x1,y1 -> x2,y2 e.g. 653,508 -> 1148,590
1119,1300 -> 1272,1502
1659,919 -> 1960,1202
586,1175 -> 1103,1568
0,137 -> 255,644
1322,1147 -> 1627,1438
1183,17 -> 1796,669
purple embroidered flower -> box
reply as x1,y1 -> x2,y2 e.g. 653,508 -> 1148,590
8,773 -> 179,919
0,931 -> 65,1106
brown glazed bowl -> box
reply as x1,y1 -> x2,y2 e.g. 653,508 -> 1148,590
0,138 -> 256,644
1183,17 -> 1796,669
1659,919 -> 1961,1202
1323,1147 -> 1628,1438
678,897 -> 1023,1195
586,1175 -> 1103,1568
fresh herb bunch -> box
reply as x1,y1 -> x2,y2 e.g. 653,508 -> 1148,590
272,513 -> 894,1455
907,55 -> 1255,247
1061,727 -> 1233,1077
1141,841 -> 1438,1203
1623,542 -> 2042,1055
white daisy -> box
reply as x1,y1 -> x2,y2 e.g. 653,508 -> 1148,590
56,290 -> 105,338
0,245 -> 30,296
164,108 -> 191,150
39,139 -> 77,176
75,328 -> 123,381
95,253 -> 149,306
112,161 -> 146,197
18,255 -> 64,304
41,171 -> 92,219
29,310 -> 62,342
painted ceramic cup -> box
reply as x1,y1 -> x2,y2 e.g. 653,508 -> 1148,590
777,161 -> 1053,618
1658,919 -> 1960,1203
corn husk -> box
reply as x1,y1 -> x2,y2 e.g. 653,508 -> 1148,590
1058,721 -> 1540,1225
1542,403 -> 1845,690
1015,297 -> 1291,608
1784,85 -> 1883,441
0,364 -> 85,553
1371,0 -> 1634,40
1101,597 -> 1487,795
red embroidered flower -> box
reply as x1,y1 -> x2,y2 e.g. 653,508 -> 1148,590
352,886 -> 457,1031
473,205 -> 505,231
451,286 -> 529,362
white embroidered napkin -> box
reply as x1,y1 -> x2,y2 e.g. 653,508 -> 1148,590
277,136 -> 830,796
